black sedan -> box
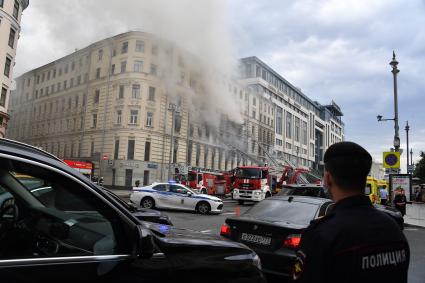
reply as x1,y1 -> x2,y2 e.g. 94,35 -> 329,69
221,196 -> 333,278
278,184 -> 404,229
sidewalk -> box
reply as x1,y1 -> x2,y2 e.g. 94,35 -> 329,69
405,203 -> 425,228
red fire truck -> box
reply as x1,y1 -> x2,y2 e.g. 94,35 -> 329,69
183,170 -> 231,196
63,160 -> 93,179
232,166 -> 272,204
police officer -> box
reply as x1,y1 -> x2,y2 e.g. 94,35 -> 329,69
293,141 -> 409,283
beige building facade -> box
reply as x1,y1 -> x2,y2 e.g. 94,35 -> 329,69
7,31 -> 344,188
0,0 -> 29,137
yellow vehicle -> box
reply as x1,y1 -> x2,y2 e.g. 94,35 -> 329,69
365,176 -> 379,203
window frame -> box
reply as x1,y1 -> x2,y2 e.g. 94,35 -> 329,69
0,152 -> 137,266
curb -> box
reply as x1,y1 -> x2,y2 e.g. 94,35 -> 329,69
404,223 -> 425,229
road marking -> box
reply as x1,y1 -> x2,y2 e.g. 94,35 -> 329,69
201,230 -> 211,233
221,212 -> 236,215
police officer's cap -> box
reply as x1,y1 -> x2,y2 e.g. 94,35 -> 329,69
324,141 -> 372,163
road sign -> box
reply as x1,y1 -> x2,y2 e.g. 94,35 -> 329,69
407,164 -> 414,173
102,154 -> 109,160
383,152 -> 400,169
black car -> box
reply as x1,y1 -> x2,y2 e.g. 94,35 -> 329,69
0,138 -> 264,283
279,184 -> 404,229
102,188 -> 173,225
221,196 -> 333,278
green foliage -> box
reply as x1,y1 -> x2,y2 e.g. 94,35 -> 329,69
413,151 -> 425,181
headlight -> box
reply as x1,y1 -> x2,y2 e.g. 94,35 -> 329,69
252,253 -> 262,270
254,191 -> 261,196
233,189 -> 239,193
213,199 -> 223,203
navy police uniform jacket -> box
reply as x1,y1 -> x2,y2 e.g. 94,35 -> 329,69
293,195 -> 409,283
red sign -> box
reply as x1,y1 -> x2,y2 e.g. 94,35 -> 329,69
63,160 -> 93,170
102,154 -> 109,160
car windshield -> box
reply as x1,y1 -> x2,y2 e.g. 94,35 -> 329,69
235,168 -> 261,179
244,199 -> 319,225
281,187 -> 322,197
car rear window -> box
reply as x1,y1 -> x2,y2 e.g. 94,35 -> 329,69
244,199 -> 319,225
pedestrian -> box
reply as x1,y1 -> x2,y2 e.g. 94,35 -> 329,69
135,180 -> 140,188
393,188 -> 407,216
379,186 -> 388,205
293,141 -> 409,283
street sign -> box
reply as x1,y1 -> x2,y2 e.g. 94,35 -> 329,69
383,152 -> 400,169
407,164 -> 414,173
102,154 -> 109,160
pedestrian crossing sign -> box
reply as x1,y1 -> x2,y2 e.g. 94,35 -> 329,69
383,152 -> 400,169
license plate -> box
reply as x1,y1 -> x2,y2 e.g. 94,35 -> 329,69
240,233 -> 271,246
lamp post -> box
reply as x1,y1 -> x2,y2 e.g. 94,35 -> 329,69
167,103 -> 180,180
410,149 -> 413,166
405,121 -> 410,173
390,51 -> 400,151
377,52 -> 401,152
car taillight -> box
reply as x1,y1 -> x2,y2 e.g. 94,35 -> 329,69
283,234 -> 301,248
220,223 -> 231,237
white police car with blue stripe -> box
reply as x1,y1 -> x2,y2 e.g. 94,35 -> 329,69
130,182 -> 223,214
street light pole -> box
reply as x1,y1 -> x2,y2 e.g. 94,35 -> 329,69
167,103 -> 176,181
390,51 -> 400,151
405,121 -> 410,173
410,149 -> 413,166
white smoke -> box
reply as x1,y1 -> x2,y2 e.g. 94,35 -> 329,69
17,0 -> 244,125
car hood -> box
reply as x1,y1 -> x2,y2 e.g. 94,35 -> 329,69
143,221 -> 221,240
133,207 -> 162,217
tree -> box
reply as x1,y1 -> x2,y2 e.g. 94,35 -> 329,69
413,151 -> 425,182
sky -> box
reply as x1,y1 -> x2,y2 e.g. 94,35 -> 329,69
13,0 -> 425,170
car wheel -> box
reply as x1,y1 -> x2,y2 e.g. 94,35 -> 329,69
196,201 -> 211,214
238,200 -> 244,205
140,197 -> 155,209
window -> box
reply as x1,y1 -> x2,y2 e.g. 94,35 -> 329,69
253,97 -> 256,106
83,93 -> 86,106
0,87 -> 7,107
144,141 -> 151,161
58,68 -> 62,76
121,41 -> 128,54
90,141 -> 95,156
8,28 -> 16,48
94,90 -> 100,103
114,139 -> 120,159
53,69 -> 56,78
13,0 -> 19,19
98,49 -> 103,61
96,68 -> 101,79
295,117 -> 300,142
92,113 -> 97,128
64,64 -> 69,74
57,82 -> 61,91
135,40 -> 145,52
302,121 -> 308,145
130,110 -> 138,124
4,57 -> 12,77
75,95 -> 79,107
0,0 -> 3,7
131,84 -> 140,99
148,86 -> 155,101
120,61 -> 126,73
118,85 -> 124,99
111,64 -> 115,75
116,110 -> 122,124
150,64 -> 157,76
143,171 -> 150,186
77,75 -> 81,85
63,80 -> 67,89
0,159 -> 128,259
146,112 -> 153,127
134,61 -> 143,73
71,61 -> 75,71
70,78 -> 74,87
286,112 -> 292,139
252,110 -> 256,119
127,139 -> 135,160
276,106 -> 283,135
152,45 -> 158,55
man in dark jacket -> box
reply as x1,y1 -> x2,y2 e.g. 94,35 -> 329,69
393,188 -> 407,216
293,142 -> 409,283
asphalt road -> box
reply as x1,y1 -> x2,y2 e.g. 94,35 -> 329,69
119,194 -> 425,283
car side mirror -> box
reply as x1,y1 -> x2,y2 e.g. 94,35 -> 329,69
187,192 -> 193,197
137,226 -> 155,259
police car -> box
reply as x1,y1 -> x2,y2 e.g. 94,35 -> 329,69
130,182 -> 224,214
